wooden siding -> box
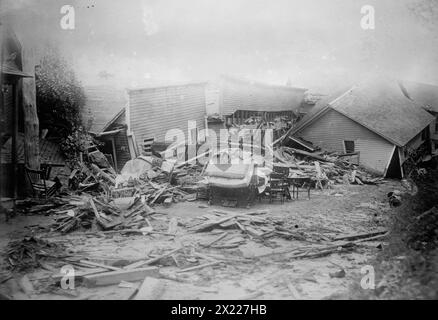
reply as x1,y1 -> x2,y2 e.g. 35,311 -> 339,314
220,78 -> 305,115
296,109 -> 395,174
355,139 -> 394,174
128,84 -> 206,148
205,83 -> 220,115
82,86 -> 127,133
105,111 -> 131,171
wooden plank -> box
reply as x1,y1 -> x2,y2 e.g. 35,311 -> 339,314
201,232 -> 228,248
79,260 -> 121,271
134,277 -> 165,300
124,247 -> 183,270
83,267 -> 160,287
22,47 -> 40,171
89,198 -> 101,219
334,230 -> 387,241
176,261 -> 222,273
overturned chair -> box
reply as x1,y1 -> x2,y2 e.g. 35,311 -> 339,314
205,162 -> 258,208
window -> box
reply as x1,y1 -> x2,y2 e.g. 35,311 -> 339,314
344,140 -> 355,153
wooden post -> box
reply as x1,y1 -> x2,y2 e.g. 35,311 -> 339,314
0,31 -> 4,202
21,47 -> 39,171
111,137 -> 118,172
12,83 -> 18,200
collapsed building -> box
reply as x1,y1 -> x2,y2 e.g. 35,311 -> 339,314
284,80 -> 435,178
205,75 -> 307,139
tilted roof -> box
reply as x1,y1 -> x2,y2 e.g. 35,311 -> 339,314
288,79 -> 435,147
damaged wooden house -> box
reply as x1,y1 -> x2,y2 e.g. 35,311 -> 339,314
93,82 -> 207,171
285,80 -> 435,178
205,75 -> 307,139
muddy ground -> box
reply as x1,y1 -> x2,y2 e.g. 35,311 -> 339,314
0,180 -> 402,300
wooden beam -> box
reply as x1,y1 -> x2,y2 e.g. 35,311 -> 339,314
83,266 -> 160,287
12,83 -> 18,200
176,261 -> 222,273
21,47 -> 40,171
124,247 -> 183,270
333,230 -> 387,241
111,137 -> 118,172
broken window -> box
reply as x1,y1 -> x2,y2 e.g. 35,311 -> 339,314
344,140 -> 355,153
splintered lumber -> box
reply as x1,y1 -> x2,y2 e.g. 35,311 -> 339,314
333,230 -> 387,241
134,277 -> 165,300
354,233 -> 389,243
150,184 -> 168,205
176,261 -> 222,273
79,260 -> 121,271
192,210 -> 267,233
287,147 -> 328,162
143,203 -> 156,215
91,164 -> 116,185
195,253 -> 252,263
83,266 -> 160,287
219,220 -> 237,228
245,226 -> 264,238
124,247 -> 183,270
89,198 -> 101,219
192,215 -> 238,232
212,209 -> 267,216
201,232 -> 228,248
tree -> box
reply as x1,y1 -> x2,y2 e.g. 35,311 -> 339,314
35,47 -> 91,165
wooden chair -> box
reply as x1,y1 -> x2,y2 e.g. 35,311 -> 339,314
25,166 -> 60,199
266,172 -> 291,203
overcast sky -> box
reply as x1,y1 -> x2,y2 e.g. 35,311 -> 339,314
2,0 -> 438,91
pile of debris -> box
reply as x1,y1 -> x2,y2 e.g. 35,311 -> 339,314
68,144 -> 204,209
47,196 -> 169,234
274,146 -> 383,187
16,195 -> 87,215
5,236 -> 71,271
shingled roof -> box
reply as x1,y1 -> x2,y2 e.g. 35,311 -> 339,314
289,79 -> 435,147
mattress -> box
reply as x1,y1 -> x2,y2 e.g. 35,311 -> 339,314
205,163 -> 251,180
207,163 -> 255,189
